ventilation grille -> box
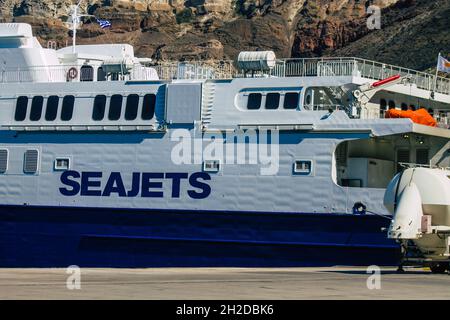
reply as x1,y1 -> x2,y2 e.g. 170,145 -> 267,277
0,149 -> 8,173
24,150 -> 39,173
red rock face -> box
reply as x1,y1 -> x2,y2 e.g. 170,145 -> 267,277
1,0 -> 448,70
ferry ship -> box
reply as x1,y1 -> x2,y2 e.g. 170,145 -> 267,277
0,21 -> 449,267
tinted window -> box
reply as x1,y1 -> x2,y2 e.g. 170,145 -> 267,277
283,92 -> 299,109
80,65 -> 94,82
265,93 -> 280,109
247,93 -> 261,110
97,67 -> 106,82
92,95 -> 106,121
15,96 -> 28,121
45,96 -> 59,121
125,94 -> 139,121
141,94 -> 156,120
61,95 -> 75,121
108,94 -> 123,120
388,100 -> 396,109
30,96 -> 44,121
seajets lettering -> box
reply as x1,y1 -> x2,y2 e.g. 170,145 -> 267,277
59,171 -> 211,199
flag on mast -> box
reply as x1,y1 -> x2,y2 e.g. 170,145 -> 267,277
437,53 -> 450,73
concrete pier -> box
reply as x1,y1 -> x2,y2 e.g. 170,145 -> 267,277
0,267 -> 449,299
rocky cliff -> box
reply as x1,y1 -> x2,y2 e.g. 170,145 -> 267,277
0,0 -> 448,70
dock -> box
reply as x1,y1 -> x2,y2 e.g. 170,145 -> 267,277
0,267 -> 449,300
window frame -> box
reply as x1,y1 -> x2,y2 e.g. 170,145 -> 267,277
15,96 -> 28,121
45,95 -> 59,121
92,95 -> 107,121
30,96 -> 44,121
125,94 -> 140,121
108,94 -> 123,121
247,93 -> 262,110
283,92 -> 299,109
265,92 -> 280,110
61,95 -> 75,121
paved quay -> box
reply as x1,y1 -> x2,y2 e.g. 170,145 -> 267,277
0,267 -> 449,300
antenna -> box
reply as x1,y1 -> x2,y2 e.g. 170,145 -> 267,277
68,0 -> 94,53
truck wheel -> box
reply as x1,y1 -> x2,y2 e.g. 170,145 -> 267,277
430,262 -> 449,274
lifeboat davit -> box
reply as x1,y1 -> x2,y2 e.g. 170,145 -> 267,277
385,108 -> 437,127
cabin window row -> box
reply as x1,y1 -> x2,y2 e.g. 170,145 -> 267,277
247,92 -> 299,110
15,95 -> 74,122
92,94 -> 156,121
14,94 -> 156,122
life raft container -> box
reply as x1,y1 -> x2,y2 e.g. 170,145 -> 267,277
385,108 -> 437,127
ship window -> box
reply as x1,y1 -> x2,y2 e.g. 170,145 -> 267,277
109,94 -> 123,120
45,96 -> 59,121
92,95 -> 107,121
0,149 -> 8,173
141,94 -> 156,120
61,95 -> 75,121
97,67 -> 106,82
125,94 -> 139,120
15,96 -> 28,121
284,92 -> 299,109
265,93 -> 280,109
80,65 -> 94,82
54,157 -> 70,171
293,160 -> 313,175
30,96 -> 44,121
203,159 -> 220,172
247,93 -> 261,110
388,100 -> 396,109
23,149 -> 39,174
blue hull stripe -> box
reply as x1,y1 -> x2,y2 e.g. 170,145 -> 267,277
0,205 -> 401,267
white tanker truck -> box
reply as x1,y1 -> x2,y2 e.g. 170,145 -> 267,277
384,166 -> 450,273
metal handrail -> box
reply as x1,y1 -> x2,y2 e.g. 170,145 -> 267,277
1,57 -> 449,96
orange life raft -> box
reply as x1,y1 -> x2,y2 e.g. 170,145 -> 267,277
385,108 -> 437,127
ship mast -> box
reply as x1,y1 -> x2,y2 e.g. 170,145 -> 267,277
69,0 -> 93,53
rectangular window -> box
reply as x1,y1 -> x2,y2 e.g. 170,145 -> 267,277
265,93 -> 280,110
92,95 -> 106,121
141,94 -> 156,120
109,94 -> 123,121
125,94 -> 139,120
0,149 -> 8,173
15,96 -> 28,121
247,93 -> 262,110
30,96 -> 44,121
203,159 -> 220,172
24,149 -> 39,174
54,157 -> 70,171
61,95 -> 75,121
293,160 -> 313,175
45,96 -> 59,121
284,92 -> 299,109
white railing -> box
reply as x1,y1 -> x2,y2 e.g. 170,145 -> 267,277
1,57 -> 449,95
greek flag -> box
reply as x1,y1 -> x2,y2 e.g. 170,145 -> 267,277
96,18 -> 111,29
